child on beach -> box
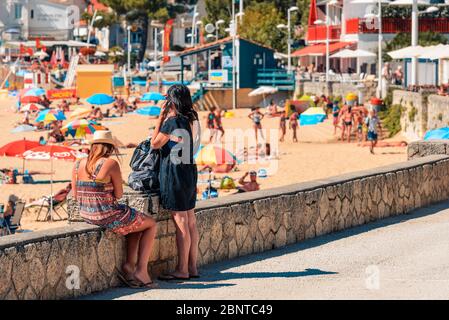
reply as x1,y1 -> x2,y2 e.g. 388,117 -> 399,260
279,111 -> 287,142
355,110 -> 365,142
206,107 -> 216,143
366,109 -> 382,154
332,101 -> 340,135
214,107 -> 225,142
248,107 -> 265,143
289,110 -> 299,143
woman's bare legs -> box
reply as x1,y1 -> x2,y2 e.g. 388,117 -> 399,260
131,217 -> 157,284
122,232 -> 142,279
171,211 -> 191,278
187,209 -> 199,276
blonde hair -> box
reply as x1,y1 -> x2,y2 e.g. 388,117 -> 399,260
86,143 -> 119,178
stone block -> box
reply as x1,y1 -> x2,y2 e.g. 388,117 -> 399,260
159,236 -> 177,261
274,226 -> 287,248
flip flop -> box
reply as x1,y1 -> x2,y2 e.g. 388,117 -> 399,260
129,279 -> 159,289
115,268 -> 135,287
158,273 -> 190,281
189,274 -> 201,279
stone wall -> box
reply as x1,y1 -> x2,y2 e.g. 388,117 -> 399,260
301,81 -> 376,103
393,90 -> 449,141
427,95 -> 449,131
2,155 -> 449,299
408,140 -> 449,160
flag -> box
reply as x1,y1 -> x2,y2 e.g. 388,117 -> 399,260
200,24 -> 205,45
20,44 -> 26,55
163,19 -> 174,63
36,38 -> 42,49
308,0 -> 318,26
27,47 -> 34,56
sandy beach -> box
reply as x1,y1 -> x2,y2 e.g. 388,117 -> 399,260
0,96 -> 407,233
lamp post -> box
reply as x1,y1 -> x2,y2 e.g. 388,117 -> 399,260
127,25 -> 131,74
191,7 -> 199,47
86,11 -> 102,63
232,0 -> 237,110
287,6 -> 299,72
215,19 -> 225,40
196,20 -> 203,45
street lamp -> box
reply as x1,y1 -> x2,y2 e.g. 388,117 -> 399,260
287,6 -> 299,72
127,25 -> 131,74
215,19 -> 225,40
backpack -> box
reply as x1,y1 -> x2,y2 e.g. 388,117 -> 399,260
128,139 -> 160,194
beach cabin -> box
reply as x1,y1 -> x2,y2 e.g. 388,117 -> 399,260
178,36 -> 294,109
76,64 -> 114,98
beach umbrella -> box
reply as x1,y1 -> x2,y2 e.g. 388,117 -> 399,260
248,86 -> 278,97
0,139 -> 41,173
35,109 -> 66,123
24,145 -> 87,219
86,93 -> 115,105
141,92 -> 166,102
61,119 -> 106,138
20,95 -> 40,104
0,139 -> 40,157
68,107 -> 92,120
424,127 -> 449,141
136,106 -> 161,116
20,103 -> 46,112
195,144 -> 238,173
23,88 -> 46,97
11,125 -> 36,134
33,51 -> 49,60
299,107 -> 326,126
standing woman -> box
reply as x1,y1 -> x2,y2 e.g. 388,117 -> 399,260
151,85 -> 201,280
72,130 -> 158,288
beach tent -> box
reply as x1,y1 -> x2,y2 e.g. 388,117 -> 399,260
424,127 -> 449,140
136,106 -> 161,116
299,107 -> 326,126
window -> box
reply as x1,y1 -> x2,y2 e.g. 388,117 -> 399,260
31,9 -> 34,19
14,4 -> 22,20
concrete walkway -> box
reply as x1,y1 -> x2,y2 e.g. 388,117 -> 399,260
85,201 -> 449,300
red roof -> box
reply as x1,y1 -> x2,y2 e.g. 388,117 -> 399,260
87,0 -> 109,14
292,42 -> 354,57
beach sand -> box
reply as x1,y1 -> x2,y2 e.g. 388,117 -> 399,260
0,97 -> 407,233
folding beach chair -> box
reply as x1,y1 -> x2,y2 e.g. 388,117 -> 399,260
5,201 -> 25,235
35,196 -> 67,222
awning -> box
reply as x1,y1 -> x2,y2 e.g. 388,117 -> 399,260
292,42 -> 354,57
330,48 -> 376,58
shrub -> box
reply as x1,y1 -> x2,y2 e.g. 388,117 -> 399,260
379,104 -> 403,138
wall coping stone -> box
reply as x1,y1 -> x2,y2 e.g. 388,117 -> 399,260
1,154 -> 447,251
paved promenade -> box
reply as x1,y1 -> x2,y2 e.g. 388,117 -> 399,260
86,201 -> 449,300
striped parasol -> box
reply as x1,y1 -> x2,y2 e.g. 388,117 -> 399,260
195,144 -> 238,173
61,119 -> 106,138
20,103 -> 46,112
35,109 -> 66,123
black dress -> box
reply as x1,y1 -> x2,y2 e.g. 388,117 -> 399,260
159,115 -> 198,211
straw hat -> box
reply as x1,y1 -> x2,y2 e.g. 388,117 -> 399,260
89,130 -> 117,146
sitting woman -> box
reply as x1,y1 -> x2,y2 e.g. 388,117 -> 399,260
48,123 -> 65,143
3,196 -> 17,234
72,130 -> 158,288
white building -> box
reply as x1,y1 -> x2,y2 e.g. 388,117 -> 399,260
0,0 -> 87,41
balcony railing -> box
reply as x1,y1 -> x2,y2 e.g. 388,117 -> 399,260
307,25 -> 342,42
346,17 -> 449,34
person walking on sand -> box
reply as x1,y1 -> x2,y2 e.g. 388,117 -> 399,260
72,130 -> 158,289
279,110 -> 287,142
289,109 -> 299,143
366,109 -> 382,154
248,107 -> 265,143
206,107 -> 216,143
214,107 -> 225,142
332,101 -> 341,135
152,85 -> 201,281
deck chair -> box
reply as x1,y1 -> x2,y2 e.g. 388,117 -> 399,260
35,196 -> 67,222
6,201 -> 25,234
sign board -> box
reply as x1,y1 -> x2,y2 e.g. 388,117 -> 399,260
209,70 -> 229,83
47,88 -> 77,100
222,56 -> 233,69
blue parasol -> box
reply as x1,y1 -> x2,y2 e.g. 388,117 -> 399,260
141,92 -> 165,102
86,93 -> 115,105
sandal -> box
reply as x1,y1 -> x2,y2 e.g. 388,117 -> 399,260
158,273 -> 190,281
129,279 -> 159,289
115,268 -> 135,287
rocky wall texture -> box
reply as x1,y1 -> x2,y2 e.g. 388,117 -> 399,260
2,155 -> 449,299
426,95 -> 449,131
393,90 -> 428,141
408,140 -> 449,160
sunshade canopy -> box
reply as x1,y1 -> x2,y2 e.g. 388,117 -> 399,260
330,49 -> 376,58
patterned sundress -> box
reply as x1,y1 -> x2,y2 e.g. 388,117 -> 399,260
75,159 -> 144,236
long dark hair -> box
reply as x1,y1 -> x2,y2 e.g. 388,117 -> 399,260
165,84 -> 199,124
